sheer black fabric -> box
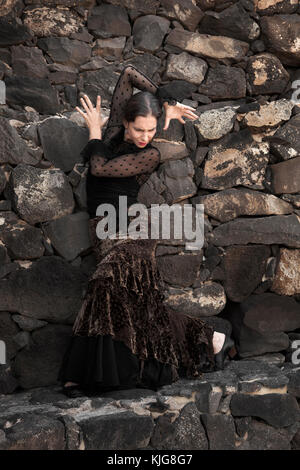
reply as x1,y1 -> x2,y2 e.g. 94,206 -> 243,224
57,65 -> 212,393
79,63 -> 180,218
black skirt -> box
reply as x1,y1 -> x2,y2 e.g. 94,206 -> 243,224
57,334 -> 182,393
57,215 -> 215,394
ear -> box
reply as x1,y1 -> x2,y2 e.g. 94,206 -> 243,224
123,118 -> 128,128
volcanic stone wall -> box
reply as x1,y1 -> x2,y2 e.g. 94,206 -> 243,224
0,0 -> 300,394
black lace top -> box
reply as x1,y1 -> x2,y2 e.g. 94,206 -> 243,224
79,64 -> 178,220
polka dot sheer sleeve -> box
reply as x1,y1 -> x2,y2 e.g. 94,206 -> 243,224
90,146 -> 161,178
79,64 -> 174,175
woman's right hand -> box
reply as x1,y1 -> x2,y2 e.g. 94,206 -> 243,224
76,94 -> 108,138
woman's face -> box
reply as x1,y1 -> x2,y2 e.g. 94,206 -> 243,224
123,114 -> 157,148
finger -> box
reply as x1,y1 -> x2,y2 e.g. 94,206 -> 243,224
80,97 -> 90,115
179,117 -> 186,124
163,116 -> 170,130
96,95 -> 101,113
83,94 -> 94,112
184,110 -> 198,119
75,106 -> 86,118
184,105 -> 197,111
183,107 -> 198,116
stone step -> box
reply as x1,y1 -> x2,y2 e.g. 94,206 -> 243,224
0,361 -> 299,450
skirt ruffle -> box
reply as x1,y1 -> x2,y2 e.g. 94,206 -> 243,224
58,215 -> 215,392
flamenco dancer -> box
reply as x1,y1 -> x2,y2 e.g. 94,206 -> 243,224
58,64 -> 234,398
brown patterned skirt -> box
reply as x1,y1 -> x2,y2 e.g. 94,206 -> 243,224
58,214 -> 215,393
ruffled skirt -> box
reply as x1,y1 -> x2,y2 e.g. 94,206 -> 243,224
58,215 -> 215,393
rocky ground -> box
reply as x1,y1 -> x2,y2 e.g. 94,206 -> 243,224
0,358 -> 299,450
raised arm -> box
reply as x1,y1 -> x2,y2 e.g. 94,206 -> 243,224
102,64 -> 177,144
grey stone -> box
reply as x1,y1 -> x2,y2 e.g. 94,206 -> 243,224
201,413 -> 236,450
5,76 -> 60,115
247,419 -> 292,450
155,79 -> 197,103
196,188 -> 293,223
218,394 -> 232,414
230,393 -> 300,428
184,121 -> 198,152
12,324 -> 72,389
11,45 -> 48,79
260,14 -> 300,66
75,407 -> 154,450
194,106 -> 236,141
165,28 -> 249,61
246,53 -> 290,96
0,256 -> 87,324
219,244 -> 271,302
166,52 -> 207,85
158,157 -> 197,204
202,128 -> 269,190
225,293 -> 300,357
0,412 -> 65,450
4,164 -> 75,225
0,17 -> 32,47
133,15 -> 170,52
104,0 -> 160,14
37,37 -> 91,67
160,0 -> 204,31
42,212 -> 91,261
198,3 -> 260,41
163,282 -> 226,317
0,360 -> 19,395
12,331 -> 30,350
0,211 -> 44,260
241,353 -> 286,366
211,214 -> 300,248
93,37 -> 126,61
200,369 -> 239,395
0,117 -> 40,165
271,247 -> 300,296
156,253 -> 202,287
270,114 -> 300,161
78,64 -> 120,108
58,414 -> 81,450
12,315 -> 47,332
242,99 -> 294,132
271,157 -> 300,195
255,0 -> 298,15
151,402 -> 208,450
23,5 -> 84,38
198,65 -> 246,100
152,141 -> 189,162
286,368 -> 300,398
137,172 -> 166,207
88,4 -> 131,39
38,117 -> 89,172
194,382 -> 212,412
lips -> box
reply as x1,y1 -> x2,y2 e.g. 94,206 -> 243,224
138,142 -> 147,146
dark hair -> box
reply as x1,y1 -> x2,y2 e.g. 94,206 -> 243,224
123,91 -> 162,123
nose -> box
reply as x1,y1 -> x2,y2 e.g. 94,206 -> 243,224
141,133 -> 150,142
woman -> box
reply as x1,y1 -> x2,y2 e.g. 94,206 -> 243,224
58,64 -> 234,398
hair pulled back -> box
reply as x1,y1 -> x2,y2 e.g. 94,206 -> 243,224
123,91 -> 162,123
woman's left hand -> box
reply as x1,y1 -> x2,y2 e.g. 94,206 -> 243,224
163,102 -> 198,130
